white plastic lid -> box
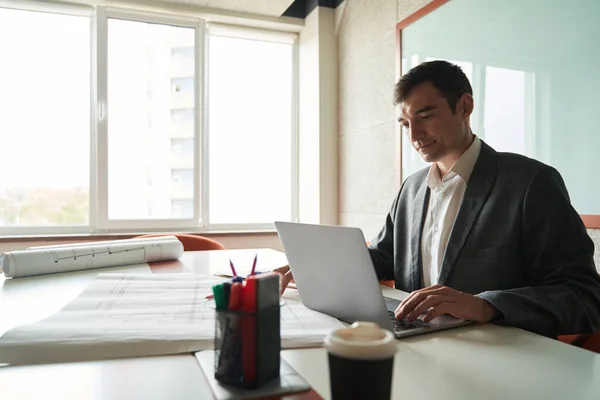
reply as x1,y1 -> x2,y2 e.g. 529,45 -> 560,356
324,321 -> 397,360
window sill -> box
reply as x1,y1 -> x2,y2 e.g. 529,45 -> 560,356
0,229 -> 278,243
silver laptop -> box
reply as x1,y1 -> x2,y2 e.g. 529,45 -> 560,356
274,221 -> 471,338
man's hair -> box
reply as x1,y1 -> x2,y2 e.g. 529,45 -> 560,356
393,60 -> 473,113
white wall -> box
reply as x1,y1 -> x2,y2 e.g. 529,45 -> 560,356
298,6 -> 338,225
337,0 -> 418,241
588,229 -> 600,271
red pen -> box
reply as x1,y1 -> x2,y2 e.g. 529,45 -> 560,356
249,254 -> 258,276
241,278 -> 258,384
228,282 -> 243,310
229,259 -> 238,277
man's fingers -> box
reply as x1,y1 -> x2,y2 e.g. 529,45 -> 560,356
395,290 -> 422,311
395,288 -> 432,314
273,265 -> 291,275
272,265 -> 292,296
279,270 -> 294,295
395,286 -> 451,319
406,294 -> 448,321
282,271 -> 293,285
396,292 -> 429,319
422,303 -> 453,322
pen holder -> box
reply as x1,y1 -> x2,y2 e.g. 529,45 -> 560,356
214,305 -> 281,388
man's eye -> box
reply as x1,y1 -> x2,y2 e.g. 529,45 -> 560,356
421,114 -> 433,120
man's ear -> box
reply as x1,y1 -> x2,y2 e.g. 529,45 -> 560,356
459,93 -> 474,120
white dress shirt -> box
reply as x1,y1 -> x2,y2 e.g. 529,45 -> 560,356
421,135 -> 481,287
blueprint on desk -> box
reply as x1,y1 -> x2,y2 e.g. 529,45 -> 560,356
0,273 -> 344,365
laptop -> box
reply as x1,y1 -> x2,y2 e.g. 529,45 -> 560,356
274,221 -> 472,338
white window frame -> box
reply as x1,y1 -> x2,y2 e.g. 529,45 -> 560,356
0,2 -> 299,236
95,7 -> 205,232
0,0 -> 94,236
203,23 -> 299,231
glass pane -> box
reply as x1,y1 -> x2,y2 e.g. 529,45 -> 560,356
401,0 -> 600,214
208,34 -> 293,224
483,66 -> 526,154
425,57 -> 473,82
0,9 -> 90,227
108,19 -> 195,220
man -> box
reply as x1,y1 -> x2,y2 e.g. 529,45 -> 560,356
277,60 -> 600,338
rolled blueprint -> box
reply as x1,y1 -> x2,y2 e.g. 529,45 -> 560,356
0,236 -> 184,278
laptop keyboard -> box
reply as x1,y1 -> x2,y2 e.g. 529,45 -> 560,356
388,310 -> 431,331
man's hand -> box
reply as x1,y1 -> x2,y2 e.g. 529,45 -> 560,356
394,284 -> 499,323
273,265 -> 294,295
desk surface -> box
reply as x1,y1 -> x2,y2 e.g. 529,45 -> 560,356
1,248 -> 599,400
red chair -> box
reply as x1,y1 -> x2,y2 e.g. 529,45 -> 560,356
134,233 -> 226,252
581,332 -> 600,353
559,332 -> 600,354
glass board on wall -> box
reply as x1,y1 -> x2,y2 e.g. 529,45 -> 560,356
401,0 -> 600,214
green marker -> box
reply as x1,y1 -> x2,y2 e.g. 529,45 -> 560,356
212,284 -> 227,310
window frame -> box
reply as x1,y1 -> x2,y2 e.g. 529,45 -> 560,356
0,2 -> 300,236
203,23 -> 299,231
0,1 -> 93,236
95,7 -> 205,232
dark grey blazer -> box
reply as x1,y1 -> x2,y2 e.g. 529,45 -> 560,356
368,140 -> 600,337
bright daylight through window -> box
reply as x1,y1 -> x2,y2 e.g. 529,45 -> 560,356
0,4 -> 297,234
208,32 -> 294,225
0,8 -> 90,228
108,18 -> 196,221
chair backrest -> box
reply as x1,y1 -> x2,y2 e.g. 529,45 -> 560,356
581,332 -> 600,353
134,233 -> 226,252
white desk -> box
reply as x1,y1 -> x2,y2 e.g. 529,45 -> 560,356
1,249 -> 599,400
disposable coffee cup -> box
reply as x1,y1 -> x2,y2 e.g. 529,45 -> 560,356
324,321 -> 397,400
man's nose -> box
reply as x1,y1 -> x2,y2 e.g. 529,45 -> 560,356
408,122 -> 425,142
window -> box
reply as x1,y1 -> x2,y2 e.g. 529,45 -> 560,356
0,3 -> 298,235
483,66 -> 527,154
106,18 -> 197,222
0,7 -> 90,229
207,26 -> 296,225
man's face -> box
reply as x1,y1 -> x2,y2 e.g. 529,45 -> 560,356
396,82 -> 470,164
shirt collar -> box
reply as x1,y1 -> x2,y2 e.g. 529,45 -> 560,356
426,135 -> 481,191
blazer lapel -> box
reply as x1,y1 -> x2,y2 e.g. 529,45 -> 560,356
410,179 -> 430,291
437,142 -> 498,285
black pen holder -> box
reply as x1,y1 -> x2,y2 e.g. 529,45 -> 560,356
214,305 -> 281,388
